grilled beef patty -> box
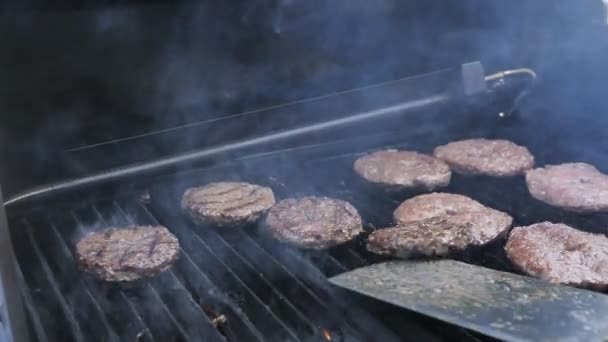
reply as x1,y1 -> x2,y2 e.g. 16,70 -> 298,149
354,150 -> 451,191
375,192 -> 512,258
76,225 -> 180,282
368,210 -> 512,258
505,222 -> 608,288
433,138 -> 534,177
525,163 -> 608,213
264,196 -> 363,249
393,192 -> 487,225
182,182 -> 276,226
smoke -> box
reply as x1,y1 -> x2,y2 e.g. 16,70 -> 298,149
1,0 -> 602,191
5,2 -> 608,340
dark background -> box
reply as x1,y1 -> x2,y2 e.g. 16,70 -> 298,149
0,0 -> 607,196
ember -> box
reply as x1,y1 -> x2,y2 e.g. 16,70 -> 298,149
200,302 -> 228,327
211,314 -> 228,327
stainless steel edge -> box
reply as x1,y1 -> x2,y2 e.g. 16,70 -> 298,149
0,187 -> 30,342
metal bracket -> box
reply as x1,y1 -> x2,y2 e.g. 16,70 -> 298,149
461,61 -> 486,96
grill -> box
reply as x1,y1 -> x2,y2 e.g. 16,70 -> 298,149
12,131 -> 608,342
5,60 -> 605,342
8,141 -> 477,342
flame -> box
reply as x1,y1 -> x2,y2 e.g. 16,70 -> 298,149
322,329 -> 332,341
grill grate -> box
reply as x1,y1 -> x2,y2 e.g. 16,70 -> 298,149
126,201 -> 402,342
9,173 -> 415,341
13,130 -> 608,342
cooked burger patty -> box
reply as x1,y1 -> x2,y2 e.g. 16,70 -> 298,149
353,150 -> 451,191
76,225 -> 180,282
433,138 -> 534,177
264,197 -> 363,249
182,182 -> 276,226
393,192 -> 488,225
505,222 -> 608,288
368,211 -> 512,258
525,163 -> 608,213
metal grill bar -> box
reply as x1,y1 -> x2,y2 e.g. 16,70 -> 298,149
143,215 -> 318,335
18,219 -> 85,342
168,245 -> 265,341
328,247 -> 368,270
150,271 -> 228,341
68,210 -> 160,342
138,283 -> 190,341
244,235 -> 335,303
137,194 -> 409,341
304,252 -> 348,276
210,229 -> 330,304
204,226 -> 362,326
111,200 -> 302,341
112,200 -> 265,341
125,200 -> 381,341
111,202 -> 256,341
45,221 -> 137,341
13,263 -> 48,342
90,205 -> 222,342
131,207 -> 303,341
242,229 -> 406,341
25,219 -> 120,342
206,225 -> 396,341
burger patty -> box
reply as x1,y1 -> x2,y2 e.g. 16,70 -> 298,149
371,195 -> 512,258
433,138 -> 534,177
393,192 -> 488,225
373,192 -> 512,258
182,182 -> 276,226
525,163 -> 608,213
76,225 -> 180,282
505,222 -> 608,288
353,150 -> 451,191
264,196 -> 363,249
368,211 -> 512,258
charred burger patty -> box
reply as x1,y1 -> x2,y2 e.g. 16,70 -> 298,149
368,193 -> 512,258
264,196 -> 363,249
182,181 -> 276,226
75,225 -> 180,282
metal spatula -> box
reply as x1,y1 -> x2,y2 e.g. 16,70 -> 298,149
329,260 -> 608,342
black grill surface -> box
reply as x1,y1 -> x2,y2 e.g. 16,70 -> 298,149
9,126 -> 608,342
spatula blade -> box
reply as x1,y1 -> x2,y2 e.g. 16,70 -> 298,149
330,260 -> 608,342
